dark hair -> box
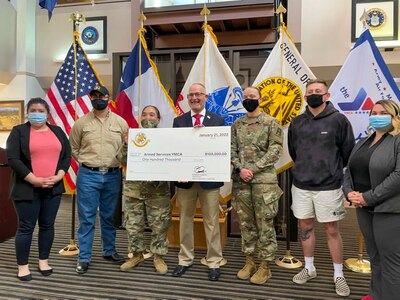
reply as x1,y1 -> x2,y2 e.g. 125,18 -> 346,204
27,98 -> 50,114
306,79 -> 329,89
142,105 -> 161,119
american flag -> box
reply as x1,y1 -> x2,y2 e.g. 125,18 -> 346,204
45,35 -> 102,191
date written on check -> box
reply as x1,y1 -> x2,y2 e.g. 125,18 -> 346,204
126,126 -> 231,182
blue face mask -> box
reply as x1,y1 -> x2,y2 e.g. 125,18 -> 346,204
369,115 -> 392,130
28,112 -> 47,125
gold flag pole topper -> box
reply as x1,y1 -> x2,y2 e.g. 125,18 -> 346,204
360,8 -> 371,30
59,12 -> 86,257
200,4 -> 210,85
273,1 -> 302,269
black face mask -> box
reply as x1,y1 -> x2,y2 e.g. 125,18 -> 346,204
306,94 -> 326,108
92,98 -> 109,110
242,98 -> 259,112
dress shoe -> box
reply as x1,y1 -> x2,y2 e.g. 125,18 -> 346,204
17,273 -> 32,281
208,268 -> 220,281
38,268 -> 53,276
103,252 -> 125,263
172,265 -> 191,277
76,262 -> 89,274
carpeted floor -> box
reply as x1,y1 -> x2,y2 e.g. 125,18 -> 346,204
0,196 -> 370,300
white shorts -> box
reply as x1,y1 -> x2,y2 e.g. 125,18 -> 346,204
291,185 -> 346,223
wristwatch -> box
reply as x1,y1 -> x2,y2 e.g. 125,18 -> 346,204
235,167 -> 241,174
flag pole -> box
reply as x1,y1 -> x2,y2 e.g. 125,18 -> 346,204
137,12 -> 146,128
274,2 -> 302,269
198,4 -> 228,268
200,4 -> 210,85
343,10 -> 371,274
59,12 -> 85,256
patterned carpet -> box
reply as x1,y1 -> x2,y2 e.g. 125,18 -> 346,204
0,196 -> 370,300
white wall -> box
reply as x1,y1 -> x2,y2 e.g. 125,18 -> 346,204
35,2 -> 132,91
0,0 -> 17,83
301,0 -> 352,68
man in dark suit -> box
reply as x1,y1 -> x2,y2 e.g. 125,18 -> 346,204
172,83 -> 225,281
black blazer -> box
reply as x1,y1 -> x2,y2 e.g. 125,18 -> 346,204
343,133 -> 400,213
173,110 -> 225,190
6,122 -> 71,201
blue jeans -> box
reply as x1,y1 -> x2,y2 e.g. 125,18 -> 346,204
14,189 -> 62,265
76,166 -> 121,262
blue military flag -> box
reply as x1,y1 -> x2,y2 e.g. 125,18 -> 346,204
39,0 -> 57,21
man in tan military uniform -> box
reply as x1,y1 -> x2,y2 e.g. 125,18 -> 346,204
70,86 -> 128,274
231,86 -> 283,284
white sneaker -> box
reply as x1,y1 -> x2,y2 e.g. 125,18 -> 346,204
292,268 -> 317,284
335,277 -> 350,297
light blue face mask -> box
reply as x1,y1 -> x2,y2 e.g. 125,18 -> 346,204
369,115 -> 392,130
28,112 -> 47,125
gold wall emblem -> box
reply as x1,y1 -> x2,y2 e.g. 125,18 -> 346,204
132,132 -> 150,147
366,8 -> 386,30
257,77 -> 304,126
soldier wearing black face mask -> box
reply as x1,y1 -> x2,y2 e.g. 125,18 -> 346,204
231,86 -> 283,285
288,79 -> 355,297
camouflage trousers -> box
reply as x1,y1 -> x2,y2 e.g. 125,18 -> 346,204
124,195 -> 172,255
232,181 -> 282,261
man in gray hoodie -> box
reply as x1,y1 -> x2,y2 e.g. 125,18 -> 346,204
288,79 -> 355,297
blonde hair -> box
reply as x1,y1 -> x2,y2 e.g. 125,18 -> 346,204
372,99 -> 400,135
305,79 -> 328,89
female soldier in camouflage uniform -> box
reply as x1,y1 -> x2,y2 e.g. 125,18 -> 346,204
120,106 -> 172,274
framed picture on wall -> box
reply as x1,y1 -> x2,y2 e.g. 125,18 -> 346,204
78,16 -> 107,54
0,101 -> 24,131
352,0 -> 399,42
235,69 -> 251,89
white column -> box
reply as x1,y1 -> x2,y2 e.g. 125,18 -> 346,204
0,0 -> 45,102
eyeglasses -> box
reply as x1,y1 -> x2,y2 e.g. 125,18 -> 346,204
187,92 -> 206,98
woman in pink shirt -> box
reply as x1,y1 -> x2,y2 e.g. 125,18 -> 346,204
6,98 -> 71,281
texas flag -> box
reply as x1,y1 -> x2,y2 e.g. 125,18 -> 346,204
175,25 -> 244,201
116,29 -> 177,128
175,24 -> 245,126
330,29 -> 400,142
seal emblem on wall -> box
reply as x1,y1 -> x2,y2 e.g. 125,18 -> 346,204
81,26 -> 99,45
366,8 -> 386,30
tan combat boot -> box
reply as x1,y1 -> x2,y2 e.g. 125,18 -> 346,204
154,254 -> 168,274
237,256 -> 257,280
250,260 -> 272,284
120,253 -> 144,271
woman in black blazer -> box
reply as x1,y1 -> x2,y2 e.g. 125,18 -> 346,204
343,100 -> 400,300
6,98 -> 71,281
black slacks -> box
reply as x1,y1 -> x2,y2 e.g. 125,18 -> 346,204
357,208 -> 400,300
13,188 -> 62,265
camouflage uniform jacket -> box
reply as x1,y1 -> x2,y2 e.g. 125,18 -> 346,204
231,112 -> 283,183
123,180 -> 170,199
119,144 -> 170,198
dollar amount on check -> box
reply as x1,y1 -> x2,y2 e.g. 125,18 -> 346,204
126,126 -> 231,182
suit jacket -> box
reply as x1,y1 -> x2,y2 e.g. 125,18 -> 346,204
343,133 -> 400,213
173,110 -> 225,190
6,122 -> 71,201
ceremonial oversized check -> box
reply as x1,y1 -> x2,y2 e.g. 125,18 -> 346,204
126,126 -> 231,182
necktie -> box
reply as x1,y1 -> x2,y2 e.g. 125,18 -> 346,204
193,113 -> 202,126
